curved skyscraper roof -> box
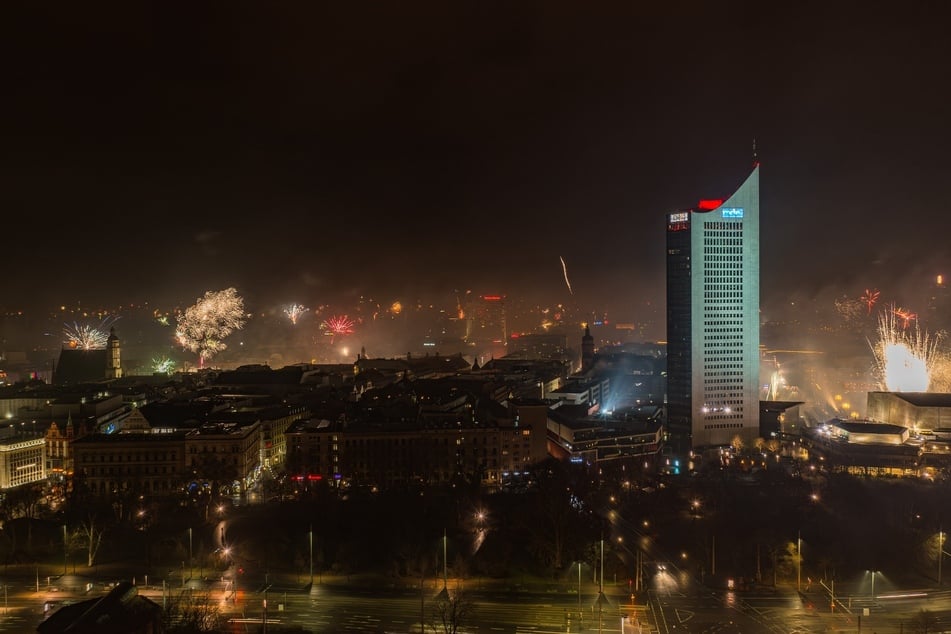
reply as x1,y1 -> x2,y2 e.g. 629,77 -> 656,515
666,166 -> 760,449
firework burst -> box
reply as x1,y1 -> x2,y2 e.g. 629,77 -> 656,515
320,315 -> 355,344
834,295 -> 864,324
283,303 -> 309,325
175,288 -> 247,367
151,356 -> 176,374
869,305 -> 941,392
892,306 -> 917,330
861,288 -> 880,315
63,316 -> 120,350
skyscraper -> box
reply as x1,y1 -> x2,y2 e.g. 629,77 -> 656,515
666,165 -> 760,449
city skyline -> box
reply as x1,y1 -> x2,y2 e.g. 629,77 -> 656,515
5,2 -> 951,321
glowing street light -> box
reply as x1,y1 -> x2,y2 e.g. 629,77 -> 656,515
574,561 -> 583,620
937,527 -> 951,586
309,524 -> 314,586
940,528 -> 944,586
868,570 -> 880,599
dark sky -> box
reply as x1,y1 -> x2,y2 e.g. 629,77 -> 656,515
4,1 -> 951,318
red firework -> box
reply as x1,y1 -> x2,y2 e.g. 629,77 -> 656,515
321,315 -> 355,340
861,288 -> 880,315
892,306 -> 917,329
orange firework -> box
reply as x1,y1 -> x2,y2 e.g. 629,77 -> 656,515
861,288 -> 880,315
893,306 -> 917,329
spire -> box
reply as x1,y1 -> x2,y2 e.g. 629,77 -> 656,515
752,137 -> 759,168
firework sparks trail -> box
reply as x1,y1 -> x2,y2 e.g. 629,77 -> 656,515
559,256 -> 573,295
283,303 -> 309,325
861,288 -> 880,315
320,315 -> 355,344
175,287 -> 247,368
869,305 -> 940,392
63,316 -> 121,350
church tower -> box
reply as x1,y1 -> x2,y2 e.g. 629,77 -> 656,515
106,327 -> 123,379
581,325 -> 595,373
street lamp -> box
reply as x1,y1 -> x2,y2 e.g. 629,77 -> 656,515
574,561 -> 583,619
188,527 -> 193,581
868,569 -> 879,599
62,525 -> 67,576
442,528 -> 448,590
796,531 -> 802,592
308,524 -> 314,586
597,538 -> 606,634
939,527 -> 947,586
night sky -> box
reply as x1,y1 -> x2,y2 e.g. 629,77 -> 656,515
5,1 -> 951,318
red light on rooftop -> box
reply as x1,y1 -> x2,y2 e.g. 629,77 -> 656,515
482,295 -> 502,301
307,474 -> 323,481
697,199 -> 723,210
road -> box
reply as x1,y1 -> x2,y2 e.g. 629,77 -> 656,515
220,582 -> 644,633
648,583 -> 951,634
0,573 -> 643,634
9,568 -> 951,634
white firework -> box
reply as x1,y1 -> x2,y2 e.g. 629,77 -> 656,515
284,303 -> 309,325
870,306 -> 941,392
175,288 -> 247,367
63,316 -> 120,350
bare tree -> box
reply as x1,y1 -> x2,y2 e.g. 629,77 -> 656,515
523,459 -> 576,572
164,589 -> 222,633
76,515 -> 105,567
909,609 -> 939,634
431,587 -> 474,634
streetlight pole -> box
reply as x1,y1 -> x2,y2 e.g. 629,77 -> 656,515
797,531 -> 802,592
578,561 -> 582,618
599,538 -> 604,634
188,527 -> 193,581
870,570 -> 876,600
442,528 -> 448,590
62,524 -> 67,576
309,524 -> 314,586
262,586 -> 269,634
939,526 -> 944,586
